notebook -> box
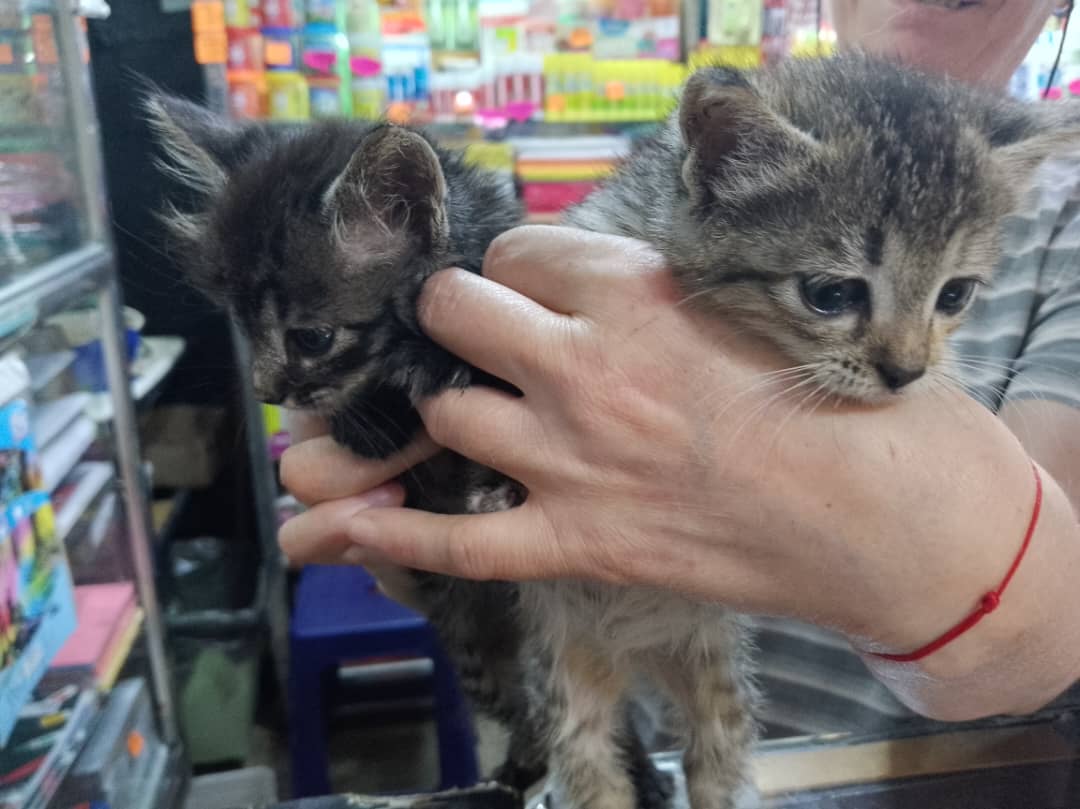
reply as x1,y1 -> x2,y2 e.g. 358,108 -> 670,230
48,583 -> 137,686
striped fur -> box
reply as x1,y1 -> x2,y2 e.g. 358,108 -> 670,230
547,54 -> 1080,809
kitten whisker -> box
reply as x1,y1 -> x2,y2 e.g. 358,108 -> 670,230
722,373 -> 820,455
930,368 -> 1002,414
949,353 -> 1079,378
672,287 -> 722,311
340,401 -> 434,500
702,364 -> 818,420
759,381 -> 830,468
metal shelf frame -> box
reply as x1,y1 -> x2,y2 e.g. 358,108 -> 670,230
2,0 -> 182,746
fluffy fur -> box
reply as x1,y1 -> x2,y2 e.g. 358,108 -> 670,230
145,95 -> 673,803
547,53 -> 1080,809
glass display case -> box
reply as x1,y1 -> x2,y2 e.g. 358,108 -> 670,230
0,1 -> 186,807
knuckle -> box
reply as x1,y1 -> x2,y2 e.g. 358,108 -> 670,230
540,321 -> 593,387
418,395 -> 455,444
481,228 -> 526,279
418,268 -> 471,329
584,526 -> 646,587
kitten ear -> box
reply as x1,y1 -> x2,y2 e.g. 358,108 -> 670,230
143,93 -> 252,195
992,127 -> 1080,189
327,126 -> 449,251
679,67 -> 817,198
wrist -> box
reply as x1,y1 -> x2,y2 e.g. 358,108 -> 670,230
763,388 -> 1039,657
858,472 -> 1080,720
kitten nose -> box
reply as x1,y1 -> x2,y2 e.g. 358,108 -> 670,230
252,372 -> 284,405
876,361 -> 925,391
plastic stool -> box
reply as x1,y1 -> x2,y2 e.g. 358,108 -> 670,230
288,565 -> 479,797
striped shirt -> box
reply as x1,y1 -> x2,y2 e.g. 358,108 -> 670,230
954,156 -> 1080,412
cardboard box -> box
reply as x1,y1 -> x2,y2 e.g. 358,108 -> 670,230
140,406 -> 227,490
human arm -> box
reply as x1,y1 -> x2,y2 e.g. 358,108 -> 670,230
859,397 -> 1080,720
278,226 -> 1080,721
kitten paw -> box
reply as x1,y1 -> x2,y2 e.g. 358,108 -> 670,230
467,481 -> 527,513
630,758 -> 676,809
492,758 -> 548,794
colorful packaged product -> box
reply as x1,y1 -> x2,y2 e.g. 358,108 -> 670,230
267,68 -> 310,118
224,0 -> 252,26
227,70 -> 266,117
260,0 -> 303,27
263,26 -> 302,70
351,57 -> 385,118
0,399 -> 41,494
0,493 -> 77,746
227,26 -> 264,70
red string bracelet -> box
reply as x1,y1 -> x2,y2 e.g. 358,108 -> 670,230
866,461 -> 1044,664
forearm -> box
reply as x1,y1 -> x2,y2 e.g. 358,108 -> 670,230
769,387 -> 1080,720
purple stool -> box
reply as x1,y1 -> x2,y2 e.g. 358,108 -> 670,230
288,565 -> 479,797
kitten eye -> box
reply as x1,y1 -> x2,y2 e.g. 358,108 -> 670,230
936,278 -> 977,315
798,276 -> 869,316
289,327 -> 336,357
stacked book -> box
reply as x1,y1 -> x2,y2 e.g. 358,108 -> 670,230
509,135 -> 631,219
0,686 -> 98,809
39,582 -> 144,694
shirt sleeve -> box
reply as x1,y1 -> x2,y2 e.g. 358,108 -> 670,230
1004,189 -> 1080,411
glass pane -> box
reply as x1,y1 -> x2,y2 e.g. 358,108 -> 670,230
0,8 -> 88,278
752,616 -> 1080,747
16,297 -> 132,587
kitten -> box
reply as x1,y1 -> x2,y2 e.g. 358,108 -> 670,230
145,96 -> 673,803
543,53 -> 1080,809
144,95 -> 544,788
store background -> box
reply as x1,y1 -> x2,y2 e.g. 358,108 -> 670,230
0,1 -> 1077,808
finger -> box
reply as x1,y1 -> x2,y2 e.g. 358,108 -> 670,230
417,386 -> 539,477
418,268 -> 573,388
281,432 -> 440,506
278,482 -> 406,565
481,225 -> 672,316
341,504 -> 571,581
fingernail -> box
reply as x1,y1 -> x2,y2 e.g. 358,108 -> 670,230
352,482 -> 403,510
342,545 -> 369,565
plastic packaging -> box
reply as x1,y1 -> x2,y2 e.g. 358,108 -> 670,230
260,0 -> 303,28
226,27 -> 263,71
227,71 -> 265,118
302,21 -> 352,116
345,0 -> 383,60
266,69 -> 310,119
263,25 -> 302,70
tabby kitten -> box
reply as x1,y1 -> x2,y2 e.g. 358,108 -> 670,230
539,54 -> 1080,809
145,96 -> 672,803
145,95 -> 547,786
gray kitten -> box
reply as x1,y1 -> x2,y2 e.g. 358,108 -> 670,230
543,54 -> 1080,809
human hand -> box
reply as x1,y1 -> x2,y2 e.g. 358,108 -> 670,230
278,425 -> 442,608
279,432 -> 441,560
281,225 -> 1037,643
281,225 -> 860,611
278,224 -> 1080,721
